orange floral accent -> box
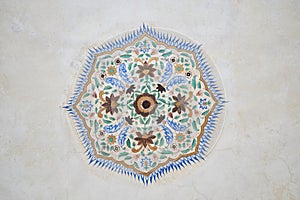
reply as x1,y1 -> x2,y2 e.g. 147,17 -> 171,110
107,135 -> 116,144
175,133 -> 186,142
107,66 -> 117,76
175,64 -> 184,73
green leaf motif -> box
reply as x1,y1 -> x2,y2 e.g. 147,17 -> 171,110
161,150 -> 173,154
145,117 -> 150,125
157,132 -> 161,139
197,117 -> 201,125
102,55 -> 112,59
190,58 -> 195,68
181,148 -> 190,154
162,51 -> 172,57
158,99 -> 166,104
95,141 -> 100,151
126,139 -> 131,148
104,85 -> 112,90
159,138 -> 164,146
96,61 -> 100,69
100,151 -> 110,156
181,52 -> 190,57
192,120 -> 199,131
135,42 -> 140,47
82,113 -> 88,117
109,116 -> 115,121
157,69 -> 162,75
94,120 -> 99,133
102,119 -> 112,124
151,41 -> 157,48
193,95 -> 198,102
120,54 -> 131,58
179,118 -> 189,123
134,162 -> 140,169
128,63 -> 133,70
124,156 -> 132,160
93,77 -> 100,88
204,91 -> 210,97
151,162 -> 157,168
202,110 -> 209,116
160,61 -> 164,70
192,138 -> 197,149
147,151 -> 154,156
192,76 -> 196,89
119,152 -> 129,158
139,117 -> 144,124
198,82 -> 201,88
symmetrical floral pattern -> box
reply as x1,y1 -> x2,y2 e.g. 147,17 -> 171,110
65,24 -> 224,184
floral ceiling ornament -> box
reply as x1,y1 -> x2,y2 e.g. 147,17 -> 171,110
64,24 -> 225,185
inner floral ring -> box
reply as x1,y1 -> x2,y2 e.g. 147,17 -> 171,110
134,93 -> 157,117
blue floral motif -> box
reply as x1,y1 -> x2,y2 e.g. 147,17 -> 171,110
118,126 -> 131,146
199,98 -> 208,110
81,100 -> 93,112
166,117 -> 188,132
140,157 -> 152,168
118,63 -> 134,84
166,75 -> 188,90
104,118 -> 125,133
139,43 -> 150,53
105,77 -> 126,90
160,62 -> 173,83
160,124 -> 174,145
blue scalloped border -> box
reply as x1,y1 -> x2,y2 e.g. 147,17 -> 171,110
64,23 -> 225,185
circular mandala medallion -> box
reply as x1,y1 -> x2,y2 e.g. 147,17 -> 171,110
65,24 -> 224,184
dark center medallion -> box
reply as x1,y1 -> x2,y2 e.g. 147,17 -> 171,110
142,100 -> 151,109
133,93 -> 157,117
